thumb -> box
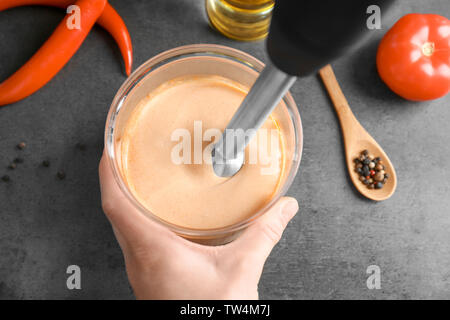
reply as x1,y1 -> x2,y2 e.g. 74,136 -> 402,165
229,197 -> 298,265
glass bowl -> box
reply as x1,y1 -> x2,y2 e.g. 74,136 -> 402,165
105,44 -> 302,245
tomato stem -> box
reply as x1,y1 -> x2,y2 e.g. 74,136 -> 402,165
422,42 -> 435,57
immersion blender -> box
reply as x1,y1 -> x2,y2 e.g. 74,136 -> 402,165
212,0 -> 395,177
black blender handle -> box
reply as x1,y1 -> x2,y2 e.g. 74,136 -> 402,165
267,0 -> 396,76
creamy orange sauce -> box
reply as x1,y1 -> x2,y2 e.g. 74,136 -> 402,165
121,75 -> 285,229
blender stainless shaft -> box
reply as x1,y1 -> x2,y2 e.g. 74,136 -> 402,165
212,61 -> 297,177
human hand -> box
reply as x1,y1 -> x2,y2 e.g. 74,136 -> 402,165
99,152 -> 299,299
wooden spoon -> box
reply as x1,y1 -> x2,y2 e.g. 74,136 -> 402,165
319,64 -> 397,201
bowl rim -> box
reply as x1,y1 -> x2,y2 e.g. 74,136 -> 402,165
104,43 -> 303,238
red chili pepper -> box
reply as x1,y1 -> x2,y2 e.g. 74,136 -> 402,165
0,0 -> 132,76
0,0 -> 107,106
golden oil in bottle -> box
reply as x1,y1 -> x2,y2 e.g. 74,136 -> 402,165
205,0 -> 274,41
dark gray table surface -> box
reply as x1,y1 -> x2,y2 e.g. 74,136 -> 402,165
1,0 -> 449,299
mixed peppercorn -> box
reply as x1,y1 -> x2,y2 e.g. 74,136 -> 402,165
1,142 -> 27,182
0,141 -> 88,183
354,150 -> 389,189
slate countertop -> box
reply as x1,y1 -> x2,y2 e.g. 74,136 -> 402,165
0,0 -> 449,299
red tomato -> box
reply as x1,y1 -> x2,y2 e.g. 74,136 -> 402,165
377,13 -> 450,101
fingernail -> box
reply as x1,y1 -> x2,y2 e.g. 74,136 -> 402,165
282,200 -> 299,219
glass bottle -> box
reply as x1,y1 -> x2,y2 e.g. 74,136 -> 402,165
205,0 -> 274,41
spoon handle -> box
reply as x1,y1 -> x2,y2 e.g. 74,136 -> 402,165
319,64 -> 365,143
